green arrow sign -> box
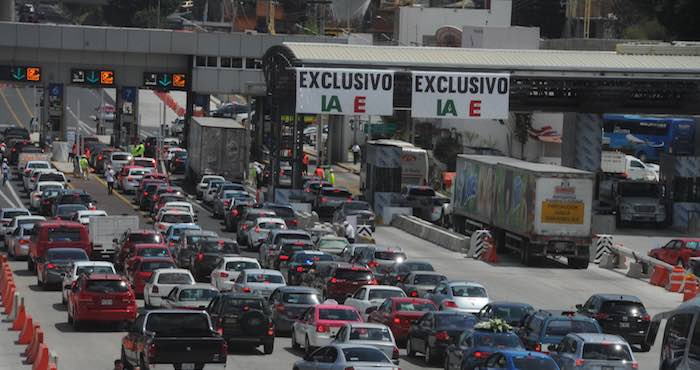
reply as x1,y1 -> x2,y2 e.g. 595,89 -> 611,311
158,74 -> 171,87
86,71 -> 99,84
11,68 -> 25,81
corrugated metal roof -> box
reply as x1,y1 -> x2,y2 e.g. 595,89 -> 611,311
283,42 -> 700,76
192,116 -> 244,129
458,154 -> 592,175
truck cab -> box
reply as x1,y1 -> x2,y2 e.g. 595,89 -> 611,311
647,300 -> 700,370
613,180 -> 667,228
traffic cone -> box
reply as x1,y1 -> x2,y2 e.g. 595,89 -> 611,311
11,302 -> 27,331
667,265 -> 686,292
684,274 -> 700,301
0,254 -> 7,268
4,293 -> 21,323
24,328 -> 44,364
650,266 -> 670,287
17,315 -> 34,345
32,344 -> 49,370
3,283 -> 16,314
479,241 -> 499,264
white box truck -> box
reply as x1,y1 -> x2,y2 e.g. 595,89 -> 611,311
89,215 -> 139,260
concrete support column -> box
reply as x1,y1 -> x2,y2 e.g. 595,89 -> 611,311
0,0 -> 14,22
116,87 -> 138,147
561,112 -> 603,171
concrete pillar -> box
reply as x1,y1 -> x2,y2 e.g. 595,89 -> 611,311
561,113 -> 603,171
0,0 -> 14,22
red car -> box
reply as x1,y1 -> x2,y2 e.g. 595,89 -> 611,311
367,297 -> 438,345
28,221 -> 91,273
126,257 -> 177,297
648,239 -> 700,267
317,263 -> 378,303
114,229 -> 164,270
124,243 -> 173,271
67,274 -> 137,330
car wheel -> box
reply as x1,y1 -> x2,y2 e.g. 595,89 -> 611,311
305,336 -> 312,356
406,337 -> 415,357
444,355 -> 449,370
264,341 -> 274,354
291,329 -> 300,350
61,292 -> 66,305
640,342 -> 651,352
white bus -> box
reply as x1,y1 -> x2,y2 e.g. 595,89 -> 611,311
360,139 -> 429,190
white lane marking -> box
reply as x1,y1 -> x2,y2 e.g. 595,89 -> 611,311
0,184 -> 19,208
66,106 -> 96,134
6,180 -> 24,209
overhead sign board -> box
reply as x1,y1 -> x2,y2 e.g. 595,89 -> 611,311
71,69 -> 115,86
296,67 -> 394,116
143,72 -> 188,91
411,71 -> 510,119
0,66 -> 41,82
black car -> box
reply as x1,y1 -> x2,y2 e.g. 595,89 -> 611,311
53,204 -> 88,220
575,294 -> 651,351
2,127 -> 30,141
235,208 -> 277,246
36,248 -> 89,290
313,187 -> 353,219
138,181 -> 167,210
54,189 -> 95,209
206,293 -> 275,354
382,260 -> 435,285
477,302 -> 535,328
169,151 -> 187,173
176,230 -> 219,269
144,136 -> 158,158
285,251 -> 334,285
332,200 -> 376,231
224,202 -> 253,232
407,311 -> 477,365
268,286 -> 321,333
210,103 -> 250,118
275,240 -> 316,270
257,202 -> 298,229
39,189 -> 62,216
190,238 -> 240,281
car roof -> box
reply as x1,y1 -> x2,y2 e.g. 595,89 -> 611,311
270,229 -> 310,236
1,208 -> 30,213
496,350 -> 552,359
276,286 -> 319,294
364,285 -> 403,291
220,292 -> 265,300
568,333 -> 628,343
82,273 -> 124,281
409,271 -> 445,276
590,294 -> 642,303
48,247 -> 87,253
73,261 -> 114,267
221,256 -> 258,263
256,217 -> 285,224
316,304 -> 357,310
129,229 -> 160,235
446,281 -> 486,288
389,297 -> 433,303
179,283 -> 218,290
243,268 -> 282,275
37,220 -> 84,227
133,243 -> 168,249
370,245 -> 403,252
138,257 -> 175,262
13,215 -> 44,220
344,322 -> 389,329
153,268 -> 190,275
332,262 -> 370,271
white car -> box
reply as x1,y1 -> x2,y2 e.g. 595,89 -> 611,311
25,168 -> 56,191
210,256 -> 261,291
165,147 -> 185,161
203,180 -> 226,204
74,209 -> 108,225
143,268 -> 195,308
160,283 -> 219,309
20,160 -> 51,177
30,181 -> 64,210
155,201 -> 196,221
232,269 -> 286,299
119,167 -> 153,193
332,323 -> 400,363
32,171 -> 68,192
196,175 -> 224,199
4,215 -> 45,240
6,224 -> 36,260
246,217 -> 287,250
0,208 -> 31,240
424,281 -> 490,313
291,303 -> 363,353
344,285 -> 407,320
61,261 -> 116,304
154,210 -> 195,233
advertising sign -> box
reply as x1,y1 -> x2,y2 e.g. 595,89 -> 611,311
296,68 -> 394,116
411,71 -> 510,119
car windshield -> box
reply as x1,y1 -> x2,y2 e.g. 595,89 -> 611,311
399,262 -> 434,272
335,269 -> 372,281
225,261 -> 259,271
319,240 -> 347,250
511,357 -> 558,370
319,308 -> 360,321
686,241 -> 700,250
86,280 -> 129,293
545,320 -> 599,336
141,262 -> 175,272
157,273 -> 193,284
413,274 -> 445,285
76,266 -> 115,275
375,251 -> 406,261
171,227 -> 199,238
436,315 -> 477,330
4,210 -> 29,219
600,301 -> 647,316
268,206 -> 294,217
16,219 -> 41,227
48,250 -> 87,260
47,227 -> 83,242
348,327 -> 393,342
368,289 -> 405,300
28,163 -> 49,169
200,241 -> 238,254
342,347 -> 390,363
451,286 -> 487,298
491,305 -> 532,322
475,333 -> 522,348
130,169 -> 151,176
222,298 -> 265,314
130,233 -> 162,244
395,302 -> 436,312
138,248 -> 169,257
178,288 -> 219,301
582,343 -> 633,361
259,222 -> 285,230
145,313 -> 212,336
282,292 -> 320,305
161,214 -> 193,224
246,274 -> 283,283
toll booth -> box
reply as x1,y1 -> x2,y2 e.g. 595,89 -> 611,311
362,142 -> 402,218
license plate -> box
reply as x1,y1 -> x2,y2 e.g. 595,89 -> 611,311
620,322 -> 630,328
101,299 -> 112,305
181,364 -> 195,370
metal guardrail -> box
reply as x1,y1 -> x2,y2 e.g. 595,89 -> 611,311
605,243 -> 674,278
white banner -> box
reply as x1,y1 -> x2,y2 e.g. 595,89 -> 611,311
411,71 -> 510,119
296,68 -> 394,116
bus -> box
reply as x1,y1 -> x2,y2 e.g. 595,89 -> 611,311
647,299 -> 700,369
360,139 -> 429,190
602,114 -> 696,162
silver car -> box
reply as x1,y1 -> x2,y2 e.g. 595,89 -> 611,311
332,323 -> 400,364
232,269 -> 286,299
160,283 -> 220,309
6,224 -> 36,260
397,271 -> 448,298
0,208 -> 31,241
550,333 -> 637,370
424,281 -> 490,313
107,152 -> 132,173
293,344 -> 400,370
245,217 -> 286,251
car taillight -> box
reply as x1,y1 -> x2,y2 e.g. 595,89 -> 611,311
242,287 -> 251,293
595,313 -> 609,320
296,266 -> 304,272
473,351 -> 490,359
144,191 -> 149,196
642,314 -> 651,321
443,300 -> 458,308
392,317 -> 401,325
631,361 -> 638,369
148,342 -> 157,360
230,209 -> 239,217
305,188 -> 311,193
98,155 -> 103,160
275,303 -> 285,313
19,239 -> 29,245
392,347 -> 400,360
220,271 -> 229,278
320,197 -> 328,203
197,253 -> 204,261
255,226 -> 261,233
330,277 -> 337,284
316,324 -> 328,333
289,219 -> 298,226
435,331 -> 450,341
46,263 -> 56,269
575,359 -> 585,367
279,255 -> 289,261
534,343 -> 542,352
152,286 -> 159,293
368,279 -> 378,285
367,261 -> 379,268
410,291 -> 418,297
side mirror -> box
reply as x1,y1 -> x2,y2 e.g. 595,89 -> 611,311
547,344 -> 557,352
575,304 -> 583,311
365,306 -> 377,315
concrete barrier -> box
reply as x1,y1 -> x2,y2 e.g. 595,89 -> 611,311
381,207 -> 412,225
391,215 -> 469,253
51,141 -> 69,162
290,203 -> 312,213
602,243 -> 675,283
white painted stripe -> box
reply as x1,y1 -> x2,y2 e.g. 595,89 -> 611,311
0,185 -> 18,208
6,180 -> 24,209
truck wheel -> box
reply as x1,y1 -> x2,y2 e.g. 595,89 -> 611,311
264,341 -> 274,354
568,257 -> 589,269
520,244 -> 532,266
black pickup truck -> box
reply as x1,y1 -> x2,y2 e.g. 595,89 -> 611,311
121,310 -> 228,370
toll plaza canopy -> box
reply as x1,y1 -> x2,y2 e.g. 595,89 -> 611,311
263,42 -> 700,116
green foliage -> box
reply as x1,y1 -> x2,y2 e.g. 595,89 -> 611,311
622,19 -> 668,40
104,0 -> 181,27
512,0 -> 566,39
613,0 -> 700,40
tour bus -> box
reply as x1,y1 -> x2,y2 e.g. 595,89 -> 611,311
646,299 -> 700,369
602,114 -> 696,162
360,139 -> 429,190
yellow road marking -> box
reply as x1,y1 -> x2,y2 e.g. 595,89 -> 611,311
91,174 -> 137,209
0,89 -> 24,128
15,87 -> 34,118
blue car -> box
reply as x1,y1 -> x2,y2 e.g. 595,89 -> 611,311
163,223 -> 201,248
444,328 -> 525,370
475,350 -> 559,370
518,310 -> 602,353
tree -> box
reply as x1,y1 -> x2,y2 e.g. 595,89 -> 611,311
103,0 -> 181,27
511,0 -> 566,39
513,113 -> 532,159
656,0 -> 700,40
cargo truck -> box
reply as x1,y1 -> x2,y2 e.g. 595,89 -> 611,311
89,215 -> 139,260
452,155 -> 594,268
187,116 -> 249,183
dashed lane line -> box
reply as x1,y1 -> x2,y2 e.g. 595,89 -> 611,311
5,180 -> 24,209
0,89 -> 25,128
15,87 -> 35,119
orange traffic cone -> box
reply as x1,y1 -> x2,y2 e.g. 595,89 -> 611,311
650,266 -> 670,287
24,328 -> 44,364
667,265 -> 686,292
32,344 -> 49,370
17,316 -> 34,345
11,302 -> 27,331
480,239 -> 499,264
684,274 -> 700,301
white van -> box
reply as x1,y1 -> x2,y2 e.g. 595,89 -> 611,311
601,151 -> 656,181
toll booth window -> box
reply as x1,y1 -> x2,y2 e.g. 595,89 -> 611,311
221,57 -> 242,69
246,58 -> 262,69
195,56 -> 218,67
